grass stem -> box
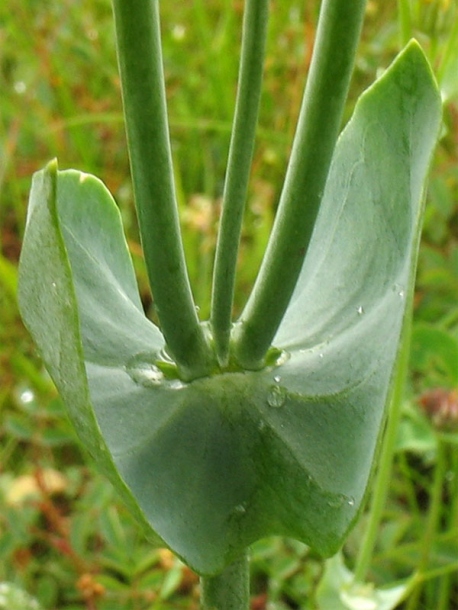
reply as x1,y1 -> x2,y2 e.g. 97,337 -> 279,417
405,440 -> 447,610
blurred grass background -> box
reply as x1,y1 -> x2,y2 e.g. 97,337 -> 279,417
1,0 -> 458,608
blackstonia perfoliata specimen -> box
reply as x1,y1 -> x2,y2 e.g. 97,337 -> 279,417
19,42 -> 441,576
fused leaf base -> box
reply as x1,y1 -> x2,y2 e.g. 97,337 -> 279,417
18,43 -> 441,575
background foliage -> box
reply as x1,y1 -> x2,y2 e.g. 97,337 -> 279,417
0,0 -> 457,608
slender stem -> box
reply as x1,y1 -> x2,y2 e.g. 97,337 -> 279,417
436,11 -> 458,99
437,443 -> 458,610
353,313 -> 412,583
200,551 -> 250,610
406,440 -> 447,610
210,0 -> 269,367
397,0 -> 413,47
436,574 -> 451,610
233,0 -> 367,369
193,0 -> 234,121
112,0 -> 213,380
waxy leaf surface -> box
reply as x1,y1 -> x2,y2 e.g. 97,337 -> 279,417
18,43 -> 441,575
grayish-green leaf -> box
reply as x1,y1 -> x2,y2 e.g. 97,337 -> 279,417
315,552 -> 413,610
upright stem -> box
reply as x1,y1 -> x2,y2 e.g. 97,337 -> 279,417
210,0 -> 270,367
353,314 -> 412,583
406,440 -> 447,610
397,0 -> 413,46
200,551 -> 250,610
112,0 -> 213,380
233,0 -> 367,369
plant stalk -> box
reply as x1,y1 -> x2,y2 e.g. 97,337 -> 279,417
353,312 -> 412,583
112,0 -> 213,380
406,440 -> 447,610
233,0 -> 367,369
210,0 -> 270,367
200,551 -> 250,610
397,0 -> 413,47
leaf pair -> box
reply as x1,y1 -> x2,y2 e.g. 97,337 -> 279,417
18,42 -> 441,575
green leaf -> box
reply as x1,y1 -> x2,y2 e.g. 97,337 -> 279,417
315,552 -> 413,610
396,401 -> 437,456
17,161 -> 164,548
410,323 -> 458,384
18,42 -> 441,575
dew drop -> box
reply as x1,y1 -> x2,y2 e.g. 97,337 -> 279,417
19,389 -> 35,405
169,379 -> 186,390
398,290 -> 405,299
234,503 -> 246,515
327,493 -> 347,508
348,497 -> 355,506
319,353 -> 324,359
126,354 -> 164,387
267,385 -> 286,408
273,375 -> 281,383
51,282 -> 57,288
357,305 -> 364,315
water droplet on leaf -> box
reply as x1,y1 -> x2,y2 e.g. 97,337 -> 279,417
126,354 -> 164,387
327,493 -> 347,508
267,385 -> 286,408
357,305 -> 364,315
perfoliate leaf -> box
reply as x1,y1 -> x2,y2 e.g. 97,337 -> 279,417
315,552 -> 413,610
18,42 -> 441,574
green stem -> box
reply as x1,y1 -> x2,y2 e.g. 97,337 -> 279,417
233,0 -> 367,369
210,0 -> 269,367
200,551 -> 250,610
436,11 -> 458,97
112,0 -> 213,380
353,313 -> 412,583
436,574 -> 452,610
192,0 -> 233,121
437,444 -> 458,610
406,440 -> 447,610
397,0 -> 413,47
